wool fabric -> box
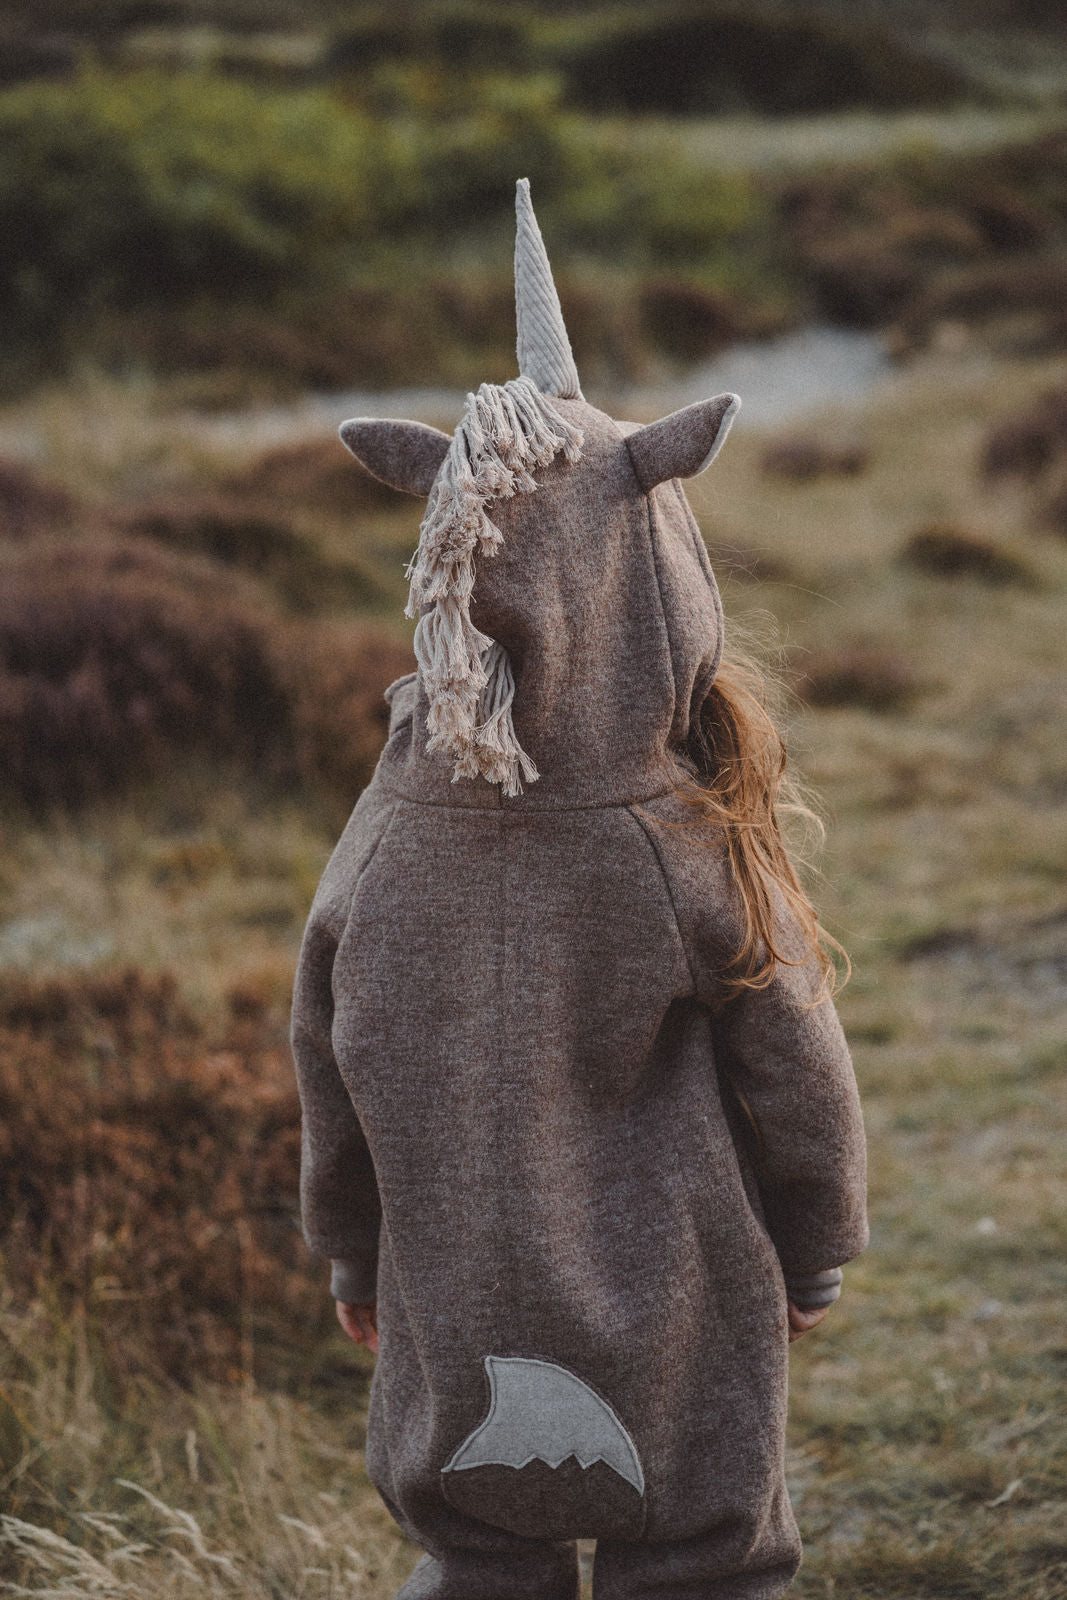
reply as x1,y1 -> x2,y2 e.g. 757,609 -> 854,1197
291,390 -> 868,1598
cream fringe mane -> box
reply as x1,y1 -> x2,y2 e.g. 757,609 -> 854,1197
405,375 -> 583,796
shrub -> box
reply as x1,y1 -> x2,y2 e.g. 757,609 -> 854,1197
0,966 -> 321,1386
0,59 -> 791,390
780,127 -> 1067,342
0,538 -> 291,805
638,278 -> 738,361
761,436 -> 869,481
554,153 -> 771,279
803,234 -> 925,327
899,522 -> 1035,585
112,494 -> 383,611
286,621 -> 413,801
326,2 -> 548,80
558,10 -> 973,116
980,386 -> 1067,480
1039,480 -> 1067,538
0,456 -> 76,537
0,69 -> 388,349
893,255 -> 1067,350
226,434 -> 416,516
0,536 -> 411,808
796,644 -> 920,713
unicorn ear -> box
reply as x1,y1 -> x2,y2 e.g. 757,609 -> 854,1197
625,394 -> 740,493
339,418 -> 452,496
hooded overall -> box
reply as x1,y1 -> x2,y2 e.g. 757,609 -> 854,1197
291,182 -> 868,1600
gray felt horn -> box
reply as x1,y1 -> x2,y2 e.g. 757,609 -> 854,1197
514,178 -> 583,400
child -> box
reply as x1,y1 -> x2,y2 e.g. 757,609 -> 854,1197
291,180 -> 867,1600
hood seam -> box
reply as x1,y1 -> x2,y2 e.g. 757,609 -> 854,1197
371,774 -> 685,814
624,806 -> 697,997
643,484 -> 683,746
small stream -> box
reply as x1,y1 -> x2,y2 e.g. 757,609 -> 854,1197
198,325 -> 892,449
603,325 -> 893,426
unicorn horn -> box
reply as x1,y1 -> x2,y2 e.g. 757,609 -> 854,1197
514,178 -> 583,400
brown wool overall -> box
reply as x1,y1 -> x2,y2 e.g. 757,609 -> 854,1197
290,182 -> 868,1600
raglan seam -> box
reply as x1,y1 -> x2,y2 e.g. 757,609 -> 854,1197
312,802 -> 399,1284
641,482 -> 683,739
674,479 -> 725,689
333,800 -> 401,994
625,805 -> 697,997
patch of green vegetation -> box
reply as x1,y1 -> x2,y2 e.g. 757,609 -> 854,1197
0,1 -> 988,113
0,69 -> 389,377
0,64 -> 788,394
0,25 -> 1065,399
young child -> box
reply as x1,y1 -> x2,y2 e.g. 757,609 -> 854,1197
291,180 -> 868,1600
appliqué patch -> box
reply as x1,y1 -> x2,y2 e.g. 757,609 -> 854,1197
443,1354 -> 645,1492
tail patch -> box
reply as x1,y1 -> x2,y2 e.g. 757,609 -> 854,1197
441,1355 -> 646,1540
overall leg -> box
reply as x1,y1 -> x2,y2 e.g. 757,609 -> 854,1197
395,1540 -> 581,1600
592,1507 -> 801,1600
369,1378 -> 581,1600
372,1430 -> 581,1600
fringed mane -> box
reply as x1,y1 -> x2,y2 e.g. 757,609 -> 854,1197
405,375 -> 583,796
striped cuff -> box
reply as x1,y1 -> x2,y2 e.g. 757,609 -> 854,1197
784,1267 -> 843,1309
330,1259 -> 378,1304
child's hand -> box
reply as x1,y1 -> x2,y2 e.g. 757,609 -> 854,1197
336,1299 -> 379,1353
788,1301 -> 830,1342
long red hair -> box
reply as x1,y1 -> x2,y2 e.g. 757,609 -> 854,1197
673,643 -> 848,1005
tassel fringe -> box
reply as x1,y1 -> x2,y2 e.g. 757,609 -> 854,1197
406,376 -> 583,796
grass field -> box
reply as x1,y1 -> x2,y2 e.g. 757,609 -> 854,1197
1,342 -> 1065,1597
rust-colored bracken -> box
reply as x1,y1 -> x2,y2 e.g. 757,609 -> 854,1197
0,966 -> 329,1387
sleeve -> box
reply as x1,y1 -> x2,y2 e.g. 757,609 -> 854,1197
635,799 -> 868,1286
706,896 -> 869,1282
290,910 -> 382,1303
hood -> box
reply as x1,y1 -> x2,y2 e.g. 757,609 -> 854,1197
340,180 -> 739,811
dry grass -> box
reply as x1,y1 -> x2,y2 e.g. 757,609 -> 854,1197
1,344 -> 1065,1598
0,1305 -> 411,1598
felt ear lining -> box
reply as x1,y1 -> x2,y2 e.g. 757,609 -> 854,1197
625,394 -> 740,493
339,417 -> 453,497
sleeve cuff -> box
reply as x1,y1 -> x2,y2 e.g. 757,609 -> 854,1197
784,1267 -> 843,1309
330,1259 -> 378,1304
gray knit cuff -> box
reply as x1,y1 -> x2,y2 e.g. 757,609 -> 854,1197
330,1259 -> 378,1304
784,1267 -> 843,1309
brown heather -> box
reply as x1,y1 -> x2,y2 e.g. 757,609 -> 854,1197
111,494 -> 384,612
224,435 -> 411,517
0,967 -> 326,1389
0,535 -> 412,810
794,643 -> 922,714
900,522 -> 1036,585
980,385 -> 1067,480
760,436 -> 869,481
0,454 -> 76,538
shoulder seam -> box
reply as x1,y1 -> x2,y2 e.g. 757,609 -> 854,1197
625,805 -> 697,996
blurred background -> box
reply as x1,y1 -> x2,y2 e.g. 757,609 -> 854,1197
0,3 -> 1064,1597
